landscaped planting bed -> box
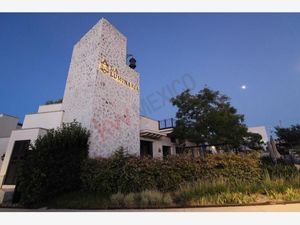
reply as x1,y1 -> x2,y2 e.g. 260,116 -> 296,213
12,123 -> 300,209
46,150 -> 300,209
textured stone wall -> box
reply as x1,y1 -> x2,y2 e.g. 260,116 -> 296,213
62,18 -> 140,157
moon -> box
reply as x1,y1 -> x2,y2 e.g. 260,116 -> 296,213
241,85 -> 247,90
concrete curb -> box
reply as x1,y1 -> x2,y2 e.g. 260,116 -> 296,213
2,200 -> 300,210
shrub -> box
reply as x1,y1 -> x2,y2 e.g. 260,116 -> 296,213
139,192 -> 149,208
81,148 -> 135,194
134,191 -> 173,208
174,174 -> 300,207
80,158 -> 114,194
119,157 -> 157,193
161,193 -> 173,206
174,179 -> 229,205
284,188 -> 300,201
110,192 -> 125,208
44,99 -> 63,105
109,191 -> 173,209
202,152 -> 263,184
214,192 -> 254,205
141,190 -> 163,207
261,157 -> 298,180
81,152 -> 263,195
47,191 -> 109,209
123,193 -> 136,208
16,121 -> 90,207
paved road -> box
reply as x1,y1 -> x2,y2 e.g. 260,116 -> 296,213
1,203 -> 300,212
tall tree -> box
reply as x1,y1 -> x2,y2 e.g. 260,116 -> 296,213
170,87 -> 251,152
243,132 -> 263,150
275,124 -> 300,147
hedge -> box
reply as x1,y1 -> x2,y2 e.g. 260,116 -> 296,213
80,150 -> 263,194
261,156 -> 298,180
15,122 -> 90,207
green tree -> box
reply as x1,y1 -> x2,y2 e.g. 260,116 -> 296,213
275,124 -> 300,147
16,121 -> 90,207
44,98 -> 63,105
243,132 -> 263,150
170,87 -> 250,153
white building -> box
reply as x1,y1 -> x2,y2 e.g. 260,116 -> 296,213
248,126 -> 269,144
0,18 -> 268,203
0,114 -> 22,171
0,105 -> 61,202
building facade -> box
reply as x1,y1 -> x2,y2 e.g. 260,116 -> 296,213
62,19 -> 140,158
0,114 -> 22,171
0,18 -> 173,203
0,18 -> 268,203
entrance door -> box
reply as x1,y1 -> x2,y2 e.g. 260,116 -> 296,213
4,140 -> 30,185
140,140 -> 153,158
163,146 -> 171,159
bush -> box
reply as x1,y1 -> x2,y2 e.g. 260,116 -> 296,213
162,193 -> 173,206
201,153 -> 263,184
123,193 -> 137,208
109,191 -> 173,208
139,192 -> 149,208
81,151 -> 263,195
47,191 -> 109,209
261,157 -> 298,180
214,192 -> 255,205
80,158 -> 113,194
174,179 -> 228,205
284,188 -> 300,201
110,192 -> 125,208
16,121 -> 90,207
173,174 -> 300,207
48,174 -> 300,209
81,148 -> 136,194
140,190 -> 163,207
44,99 -> 63,105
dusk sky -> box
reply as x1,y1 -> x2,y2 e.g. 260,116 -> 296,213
1,13 -> 300,133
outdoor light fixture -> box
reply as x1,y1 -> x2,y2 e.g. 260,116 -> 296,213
127,54 -> 137,69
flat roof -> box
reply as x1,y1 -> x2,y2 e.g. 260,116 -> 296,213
0,113 -> 19,119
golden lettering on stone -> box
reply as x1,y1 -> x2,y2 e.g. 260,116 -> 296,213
99,58 -> 139,92
100,59 -> 110,74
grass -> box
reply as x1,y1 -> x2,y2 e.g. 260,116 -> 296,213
46,177 -> 300,209
110,192 -> 124,208
173,175 -> 300,206
47,191 -> 110,209
46,173 -> 300,209
47,190 -> 174,209
110,190 -> 174,208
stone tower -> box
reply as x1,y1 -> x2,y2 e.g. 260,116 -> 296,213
62,18 -> 140,157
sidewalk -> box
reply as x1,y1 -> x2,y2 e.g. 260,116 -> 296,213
1,203 -> 300,212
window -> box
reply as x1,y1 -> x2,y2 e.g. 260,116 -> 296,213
163,146 -> 171,159
4,140 -> 30,185
140,140 -> 153,158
